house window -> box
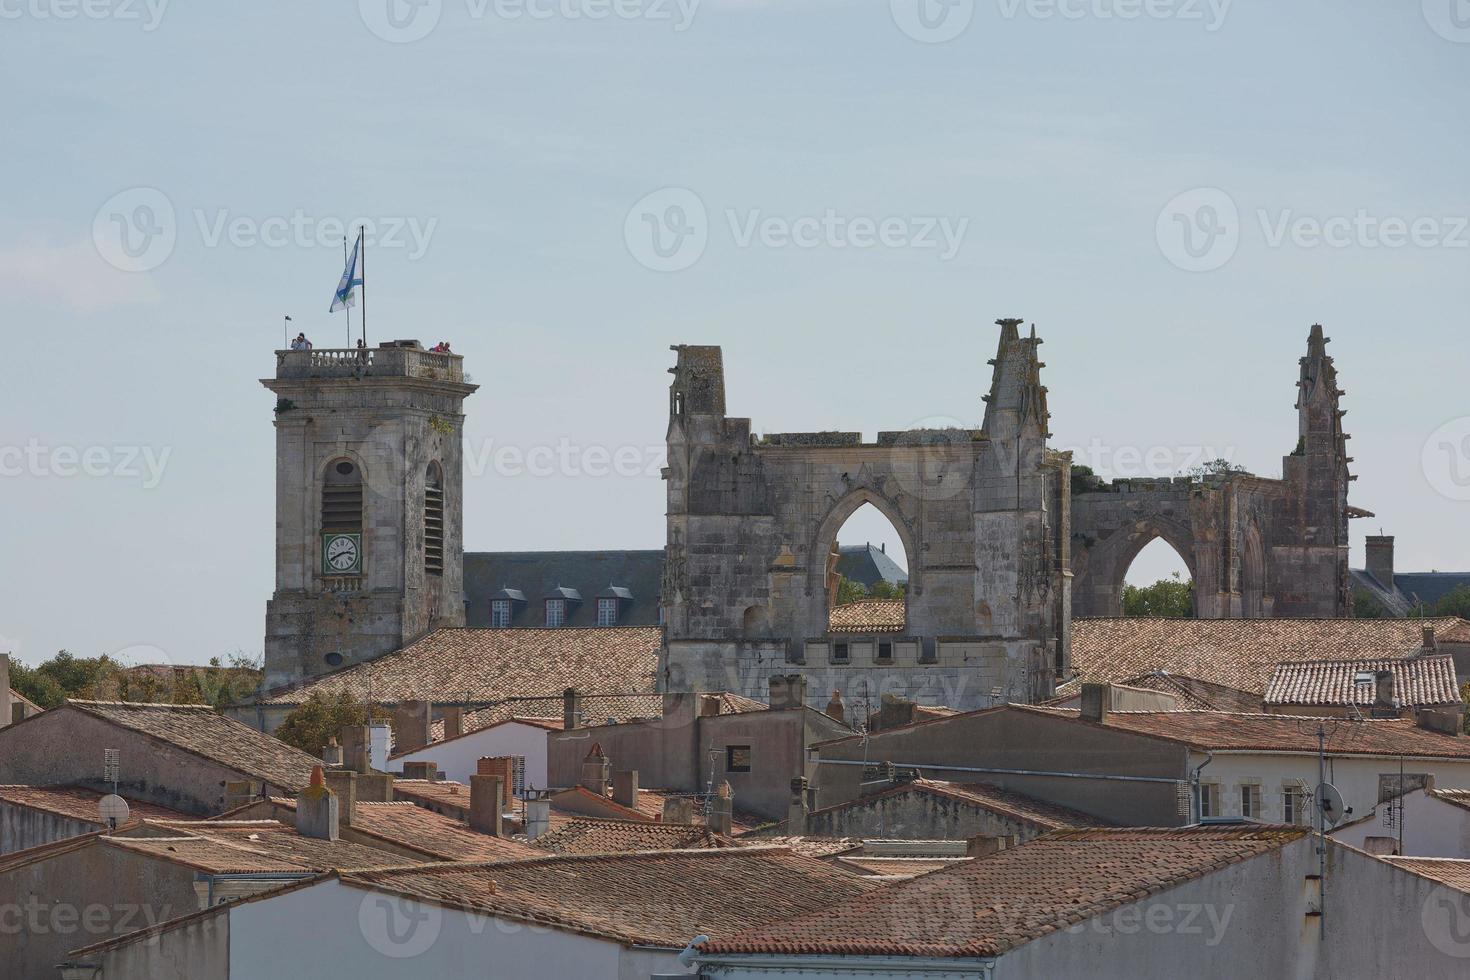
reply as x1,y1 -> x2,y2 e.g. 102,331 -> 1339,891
546,599 -> 566,628
1240,784 -> 1262,819
832,642 -> 850,663
490,600 -> 512,628
1283,786 -> 1307,825
725,745 -> 752,773
877,640 -> 894,662
513,756 -> 526,796
1199,783 -> 1221,818
597,598 -> 619,627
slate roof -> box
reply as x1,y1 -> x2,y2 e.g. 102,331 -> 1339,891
58,700 -> 320,790
259,627 -> 661,708
699,826 -> 1307,958
836,543 -> 909,589
1264,655 -> 1462,708
343,846 -> 880,948
0,785 -> 188,825
828,599 -> 905,633
1353,567 -> 1470,616
811,779 -> 1109,832
1023,705 -> 1470,758
464,550 -> 664,628
1068,617 -> 1469,695
534,818 -> 735,854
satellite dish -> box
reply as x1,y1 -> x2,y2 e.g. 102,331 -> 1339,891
97,794 -> 130,830
1316,783 -> 1346,827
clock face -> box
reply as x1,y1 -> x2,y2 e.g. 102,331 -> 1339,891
323,534 -> 361,574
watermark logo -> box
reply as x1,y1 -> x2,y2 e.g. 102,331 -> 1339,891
1423,417 -> 1470,502
1258,209 -> 1469,251
1422,884 -> 1470,958
995,0 -> 1231,31
0,0 -> 169,30
359,892 -> 442,958
886,415 -> 977,504
624,187 -> 708,272
359,0 -> 443,42
1156,187 -> 1239,272
890,0 -> 974,43
93,187 -> 176,273
1423,0 -> 1470,43
0,438 -> 172,488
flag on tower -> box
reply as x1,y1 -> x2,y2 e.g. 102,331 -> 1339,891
330,230 -> 364,312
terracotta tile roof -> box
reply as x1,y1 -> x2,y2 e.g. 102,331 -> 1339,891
1053,672 -> 1262,712
700,826 -> 1307,958
1382,856 -> 1470,894
105,825 -> 424,874
535,818 -> 736,854
1431,788 -> 1470,813
392,779 -> 470,814
0,785 -> 188,825
828,599 -> 905,633
832,856 -> 971,878
1264,655 -> 1462,708
1024,705 -> 1470,758
260,627 -> 661,708
1069,617 -> 1468,696
542,786 -> 762,836
418,697 -> 664,749
811,779 -> 1109,832
344,846 -> 880,948
61,700 -> 320,790
265,796 -> 540,863
735,835 -> 865,858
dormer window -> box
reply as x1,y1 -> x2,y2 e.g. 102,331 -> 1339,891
597,598 -> 618,627
543,585 -> 582,627
491,599 -> 512,628
546,599 -> 566,628
595,585 -> 633,628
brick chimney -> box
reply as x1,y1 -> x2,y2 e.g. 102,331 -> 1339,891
323,769 -> 356,827
442,706 -> 464,739
787,776 -> 809,833
563,687 -> 582,730
1080,683 -> 1111,724
477,757 -> 516,809
825,690 -> 845,724
391,700 -> 433,754
612,769 -> 639,810
524,797 -> 551,840
0,653 -> 10,730
581,743 -> 610,796
321,737 -> 344,768
709,781 -> 734,835
469,774 -> 503,837
295,767 -> 339,841
662,797 -> 694,824
1365,535 -> 1395,588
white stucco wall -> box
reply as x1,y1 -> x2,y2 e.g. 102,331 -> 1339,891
388,721 -> 551,790
1191,751 -> 1470,828
1331,789 -> 1470,858
227,878 -> 688,979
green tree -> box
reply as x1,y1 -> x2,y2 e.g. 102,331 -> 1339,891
7,662 -> 67,710
1353,588 -> 1388,619
834,575 -> 869,606
1432,585 -> 1470,619
274,691 -> 386,757
1122,573 -> 1195,618
1185,458 -> 1250,480
868,579 -> 907,601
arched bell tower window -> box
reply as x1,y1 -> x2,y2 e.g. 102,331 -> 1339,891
424,461 -> 445,577
321,459 -> 363,535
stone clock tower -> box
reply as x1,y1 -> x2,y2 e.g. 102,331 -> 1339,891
261,342 -> 477,690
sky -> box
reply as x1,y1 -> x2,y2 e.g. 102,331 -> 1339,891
1,1 -> 1467,667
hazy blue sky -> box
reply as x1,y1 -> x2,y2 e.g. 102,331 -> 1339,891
2,1 -> 1467,667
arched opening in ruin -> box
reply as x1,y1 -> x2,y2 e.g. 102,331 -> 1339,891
824,501 -> 909,633
1122,536 -> 1195,618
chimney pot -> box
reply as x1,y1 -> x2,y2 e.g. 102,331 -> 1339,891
825,690 -> 845,724
295,766 -> 340,841
321,737 -> 344,768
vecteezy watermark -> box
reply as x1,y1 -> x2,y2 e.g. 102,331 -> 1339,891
1422,0 -> 1470,43
1062,438 -> 1240,480
624,187 -> 969,272
358,0 -> 698,43
890,0 -> 975,43
0,439 -> 171,489
91,188 -> 439,272
1422,417 -> 1470,502
0,0 -> 168,30
1064,901 -> 1235,945
1156,187 -> 1240,272
359,891 -> 443,958
1422,884 -> 1470,958
464,438 -> 665,479
994,0 -> 1231,30
0,899 -> 174,939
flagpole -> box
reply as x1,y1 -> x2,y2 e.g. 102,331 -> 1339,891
344,235 -> 352,347
359,226 -> 367,348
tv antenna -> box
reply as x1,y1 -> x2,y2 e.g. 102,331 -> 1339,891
1296,717 -> 1357,938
